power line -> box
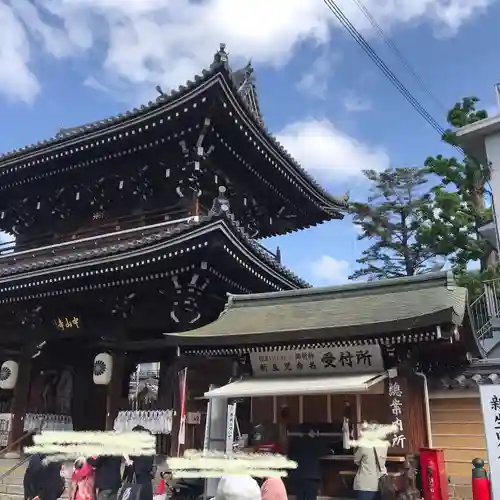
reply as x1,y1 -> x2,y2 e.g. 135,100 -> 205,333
349,0 -> 448,114
324,0 -> 446,137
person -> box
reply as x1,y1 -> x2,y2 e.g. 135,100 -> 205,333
87,454 -> 123,500
122,426 -> 155,500
69,457 -> 95,500
288,426 -> 330,500
246,437 -> 287,500
24,453 -> 65,500
353,423 -> 389,500
214,476 -> 261,500
260,476 -> 288,500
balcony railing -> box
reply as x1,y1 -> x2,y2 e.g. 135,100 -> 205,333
0,205 -> 194,255
0,213 -> 280,276
469,278 -> 500,353
0,214 -> 199,273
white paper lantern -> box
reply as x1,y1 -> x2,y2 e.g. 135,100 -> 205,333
0,360 -> 19,390
93,353 -> 113,385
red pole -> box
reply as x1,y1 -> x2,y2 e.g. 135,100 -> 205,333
472,458 -> 491,500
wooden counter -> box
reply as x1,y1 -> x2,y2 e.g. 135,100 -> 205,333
321,454 -> 406,462
319,455 -> 406,498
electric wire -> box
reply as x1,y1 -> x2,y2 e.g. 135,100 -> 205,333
349,0 -> 448,113
323,0 -> 445,136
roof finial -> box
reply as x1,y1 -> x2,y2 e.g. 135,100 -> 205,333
276,246 -> 281,264
213,43 -> 229,66
245,59 -> 253,76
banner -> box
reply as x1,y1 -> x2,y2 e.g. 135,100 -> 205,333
177,367 -> 188,452
0,414 -> 12,447
225,403 -> 237,453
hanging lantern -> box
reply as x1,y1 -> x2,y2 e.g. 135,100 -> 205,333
93,353 -> 113,385
0,360 -> 19,390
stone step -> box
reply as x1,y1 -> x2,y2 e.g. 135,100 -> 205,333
0,494 -> 66,500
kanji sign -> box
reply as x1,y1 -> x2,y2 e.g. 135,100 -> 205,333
225,402 -> 237,452
53,316 -> 81,331
479,385 -> 500,500
388,379 -> 406,449
187,412 -> 201,425
249,345 -> 383,377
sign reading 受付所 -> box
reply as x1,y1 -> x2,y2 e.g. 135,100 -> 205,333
479,384 -> 500,499
249,345 -> 383,377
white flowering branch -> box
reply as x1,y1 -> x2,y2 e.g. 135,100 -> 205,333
166,450 -> 297,478
25,431 -> 156,460
349,423 -> 398,448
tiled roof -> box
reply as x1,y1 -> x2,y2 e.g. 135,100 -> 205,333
167,271 -> 467,344
0,44 -> 348,211
0,212 -> 309,289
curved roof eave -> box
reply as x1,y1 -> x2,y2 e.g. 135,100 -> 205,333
0,51 -> 347,214
0,213 -> 308,293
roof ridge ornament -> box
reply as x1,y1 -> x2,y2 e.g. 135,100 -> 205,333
244,60 -> 253,77
208,186 -> 231,217
212,43 -> 229,67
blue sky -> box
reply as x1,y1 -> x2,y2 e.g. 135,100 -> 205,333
0,0 -> 498,286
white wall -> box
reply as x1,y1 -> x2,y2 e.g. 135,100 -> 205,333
485,132 -> 500,236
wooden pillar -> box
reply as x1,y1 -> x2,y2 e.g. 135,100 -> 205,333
105,350 -> 125,430
8,345 -> 34,449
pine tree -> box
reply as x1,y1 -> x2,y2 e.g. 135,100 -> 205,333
350,167 -> 442,281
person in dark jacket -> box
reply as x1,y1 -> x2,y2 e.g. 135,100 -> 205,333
24,454 -> 65,500
122,426 -> 154,500
87,456 -> 123,500
288,427 -> 331,500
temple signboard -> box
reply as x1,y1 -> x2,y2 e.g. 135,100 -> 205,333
479,384 -> 500,500
249,345 -> 384,377
53,316 -> 82,331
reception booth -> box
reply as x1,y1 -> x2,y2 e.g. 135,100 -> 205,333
203,344 -> 426,498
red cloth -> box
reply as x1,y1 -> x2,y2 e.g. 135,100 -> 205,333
255,443 -> 282,454
154,479 -> 166,495
70,461 -> 95,500
69,475 -> 95,500
72,462 -> 93,482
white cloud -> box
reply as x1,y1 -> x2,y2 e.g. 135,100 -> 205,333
0,2 -> 39,103
275,118 -> 390,179
343,93 -> 373,112
296,52 -> 339,99
0,0 -> 495,103
310,255 -> 350,285
83,76 -> 110,93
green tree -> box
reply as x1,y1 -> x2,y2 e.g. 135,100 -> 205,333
418,97 -> 496,272
350,167 -> 443,281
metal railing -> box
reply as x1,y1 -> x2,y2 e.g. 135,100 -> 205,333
469,278 -> 500,349
0,204 -> 193,255
0,215 -> 198,273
